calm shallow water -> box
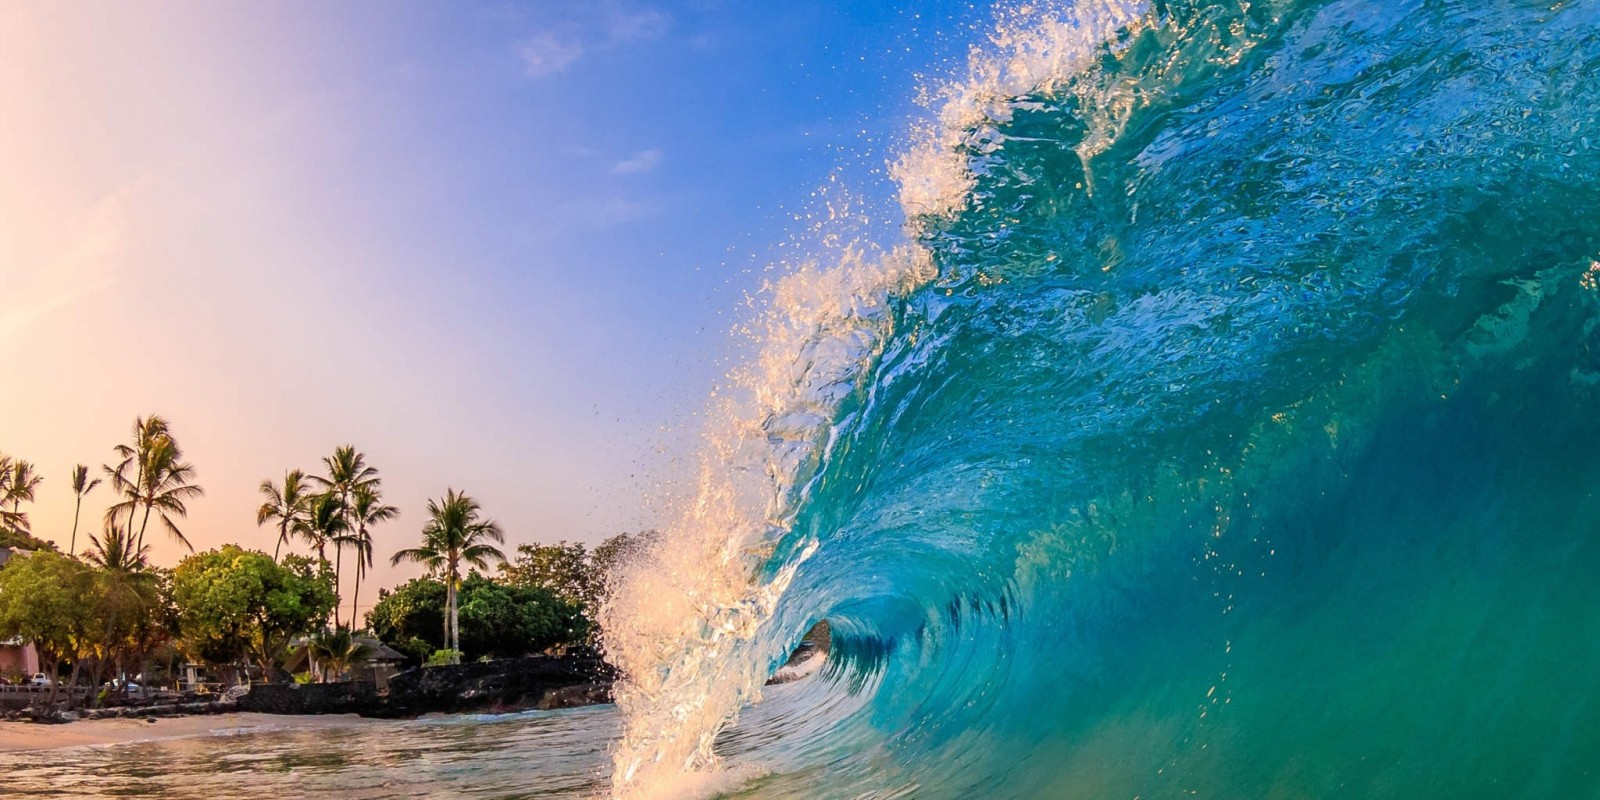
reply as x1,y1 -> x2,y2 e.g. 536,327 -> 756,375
0,679 -> 834,800
0,706 -> 619,799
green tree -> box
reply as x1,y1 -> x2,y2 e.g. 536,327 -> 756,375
368,574 -> 588,663
85,521 -> 149,571
499,531 -> 657,640
257,469 -> 314,562
310,446 -> 381,627
68,464 -> 102,556
0,454 -> 10,531
366,577 -> 446,664
171,546 -> 336,681
301,626 -> 373,682
0,527 -> 57,552
0,550 -> 94,706
104,415 -> 204,552
1,456 -> 44,535
84,524 -> 171,703
500,541 -> 594,606
457,575 -> 589,658
390,490 -> 506,664
589,531 -> 657,588
304,492 -> 348,566
343,485 -> 397,631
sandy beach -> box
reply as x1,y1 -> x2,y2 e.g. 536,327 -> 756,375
0,712 -> 375,752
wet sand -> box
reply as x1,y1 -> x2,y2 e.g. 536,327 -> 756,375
0,712 -> 373,752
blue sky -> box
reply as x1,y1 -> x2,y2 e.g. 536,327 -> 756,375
0,0 -> 991,599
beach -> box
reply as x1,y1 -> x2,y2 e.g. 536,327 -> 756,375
0,712 -> 374,752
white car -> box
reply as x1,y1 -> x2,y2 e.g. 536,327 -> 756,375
27,673 -> 52,687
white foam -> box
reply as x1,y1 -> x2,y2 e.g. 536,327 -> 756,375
768,651 -> 828,685
895,0 -> 1153,223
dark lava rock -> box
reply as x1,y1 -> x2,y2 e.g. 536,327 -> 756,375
238,682 -> 380,716
233,654 -> 617,718
381,655 -> 616,718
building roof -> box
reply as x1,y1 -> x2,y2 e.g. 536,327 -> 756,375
282,636 -> 410,673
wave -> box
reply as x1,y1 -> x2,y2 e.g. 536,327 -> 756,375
601,1 -> 1600,798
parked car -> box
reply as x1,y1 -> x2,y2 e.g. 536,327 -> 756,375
104,678 -> 147,698
27,673 -> 53,687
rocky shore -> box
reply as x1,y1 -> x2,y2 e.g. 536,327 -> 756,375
8,624 -> 829,726
5,653 -> 615,725
237,653 -> 615,718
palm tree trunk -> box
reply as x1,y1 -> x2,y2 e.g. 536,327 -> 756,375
70,496 -> 83,555
448,569 -> 460,663
333,545 -> 343,628
135,501 -> 154,554
351,568 -> 362,632
128,452 -> 150,552
274,520 -> 284,562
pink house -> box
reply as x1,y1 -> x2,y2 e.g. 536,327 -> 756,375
0,547 -> 41,678
0,636 -> 39,676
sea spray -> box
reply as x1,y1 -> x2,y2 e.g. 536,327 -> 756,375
600,245 -> 935,798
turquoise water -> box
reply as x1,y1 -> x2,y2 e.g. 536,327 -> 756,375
603,0 -> 1600,798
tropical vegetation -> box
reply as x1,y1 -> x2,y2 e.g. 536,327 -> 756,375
367,573 -> 588,665
390,489 -> 506,664
0,414 -> 652,706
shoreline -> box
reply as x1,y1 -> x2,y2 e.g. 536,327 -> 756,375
0,712 -> 376,753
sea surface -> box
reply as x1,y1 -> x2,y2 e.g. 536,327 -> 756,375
0,680 -> 836,799
0,707 -> 621,798
15,0 -> 1600,798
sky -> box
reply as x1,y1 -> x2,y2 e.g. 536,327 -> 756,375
0,0 -> 991,614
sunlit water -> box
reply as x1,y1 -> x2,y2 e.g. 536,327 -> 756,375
0,679 -> 855,799
0,707 -> 618,798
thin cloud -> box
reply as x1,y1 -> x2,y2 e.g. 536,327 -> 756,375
515,4 -> 670,80
518,32 -> 584,78
603,6 -> 671,42
611,148 -> 663,175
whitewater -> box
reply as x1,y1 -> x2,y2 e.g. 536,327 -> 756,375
600,1 -> 1600,799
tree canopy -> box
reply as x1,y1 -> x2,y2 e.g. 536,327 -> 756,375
367,573 -> 587,664
170,546 -> 336,675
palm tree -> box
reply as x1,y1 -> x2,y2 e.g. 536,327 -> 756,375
0,455 -> 8,528
305,493 -> 349,566
343,485 -> 398,630
2,458 -> 43,533
104,415 -> 204,552
69,464 -> 102,555
303,626 -> 373,683
311,446 -> 381,627
391,489 -> 506,664
257,469 -> 315,561
86,521 -> 157,703
85,522 -> 150,571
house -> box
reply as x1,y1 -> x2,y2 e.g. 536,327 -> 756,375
0,547 -> 41,678
284,635 -> 411,690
